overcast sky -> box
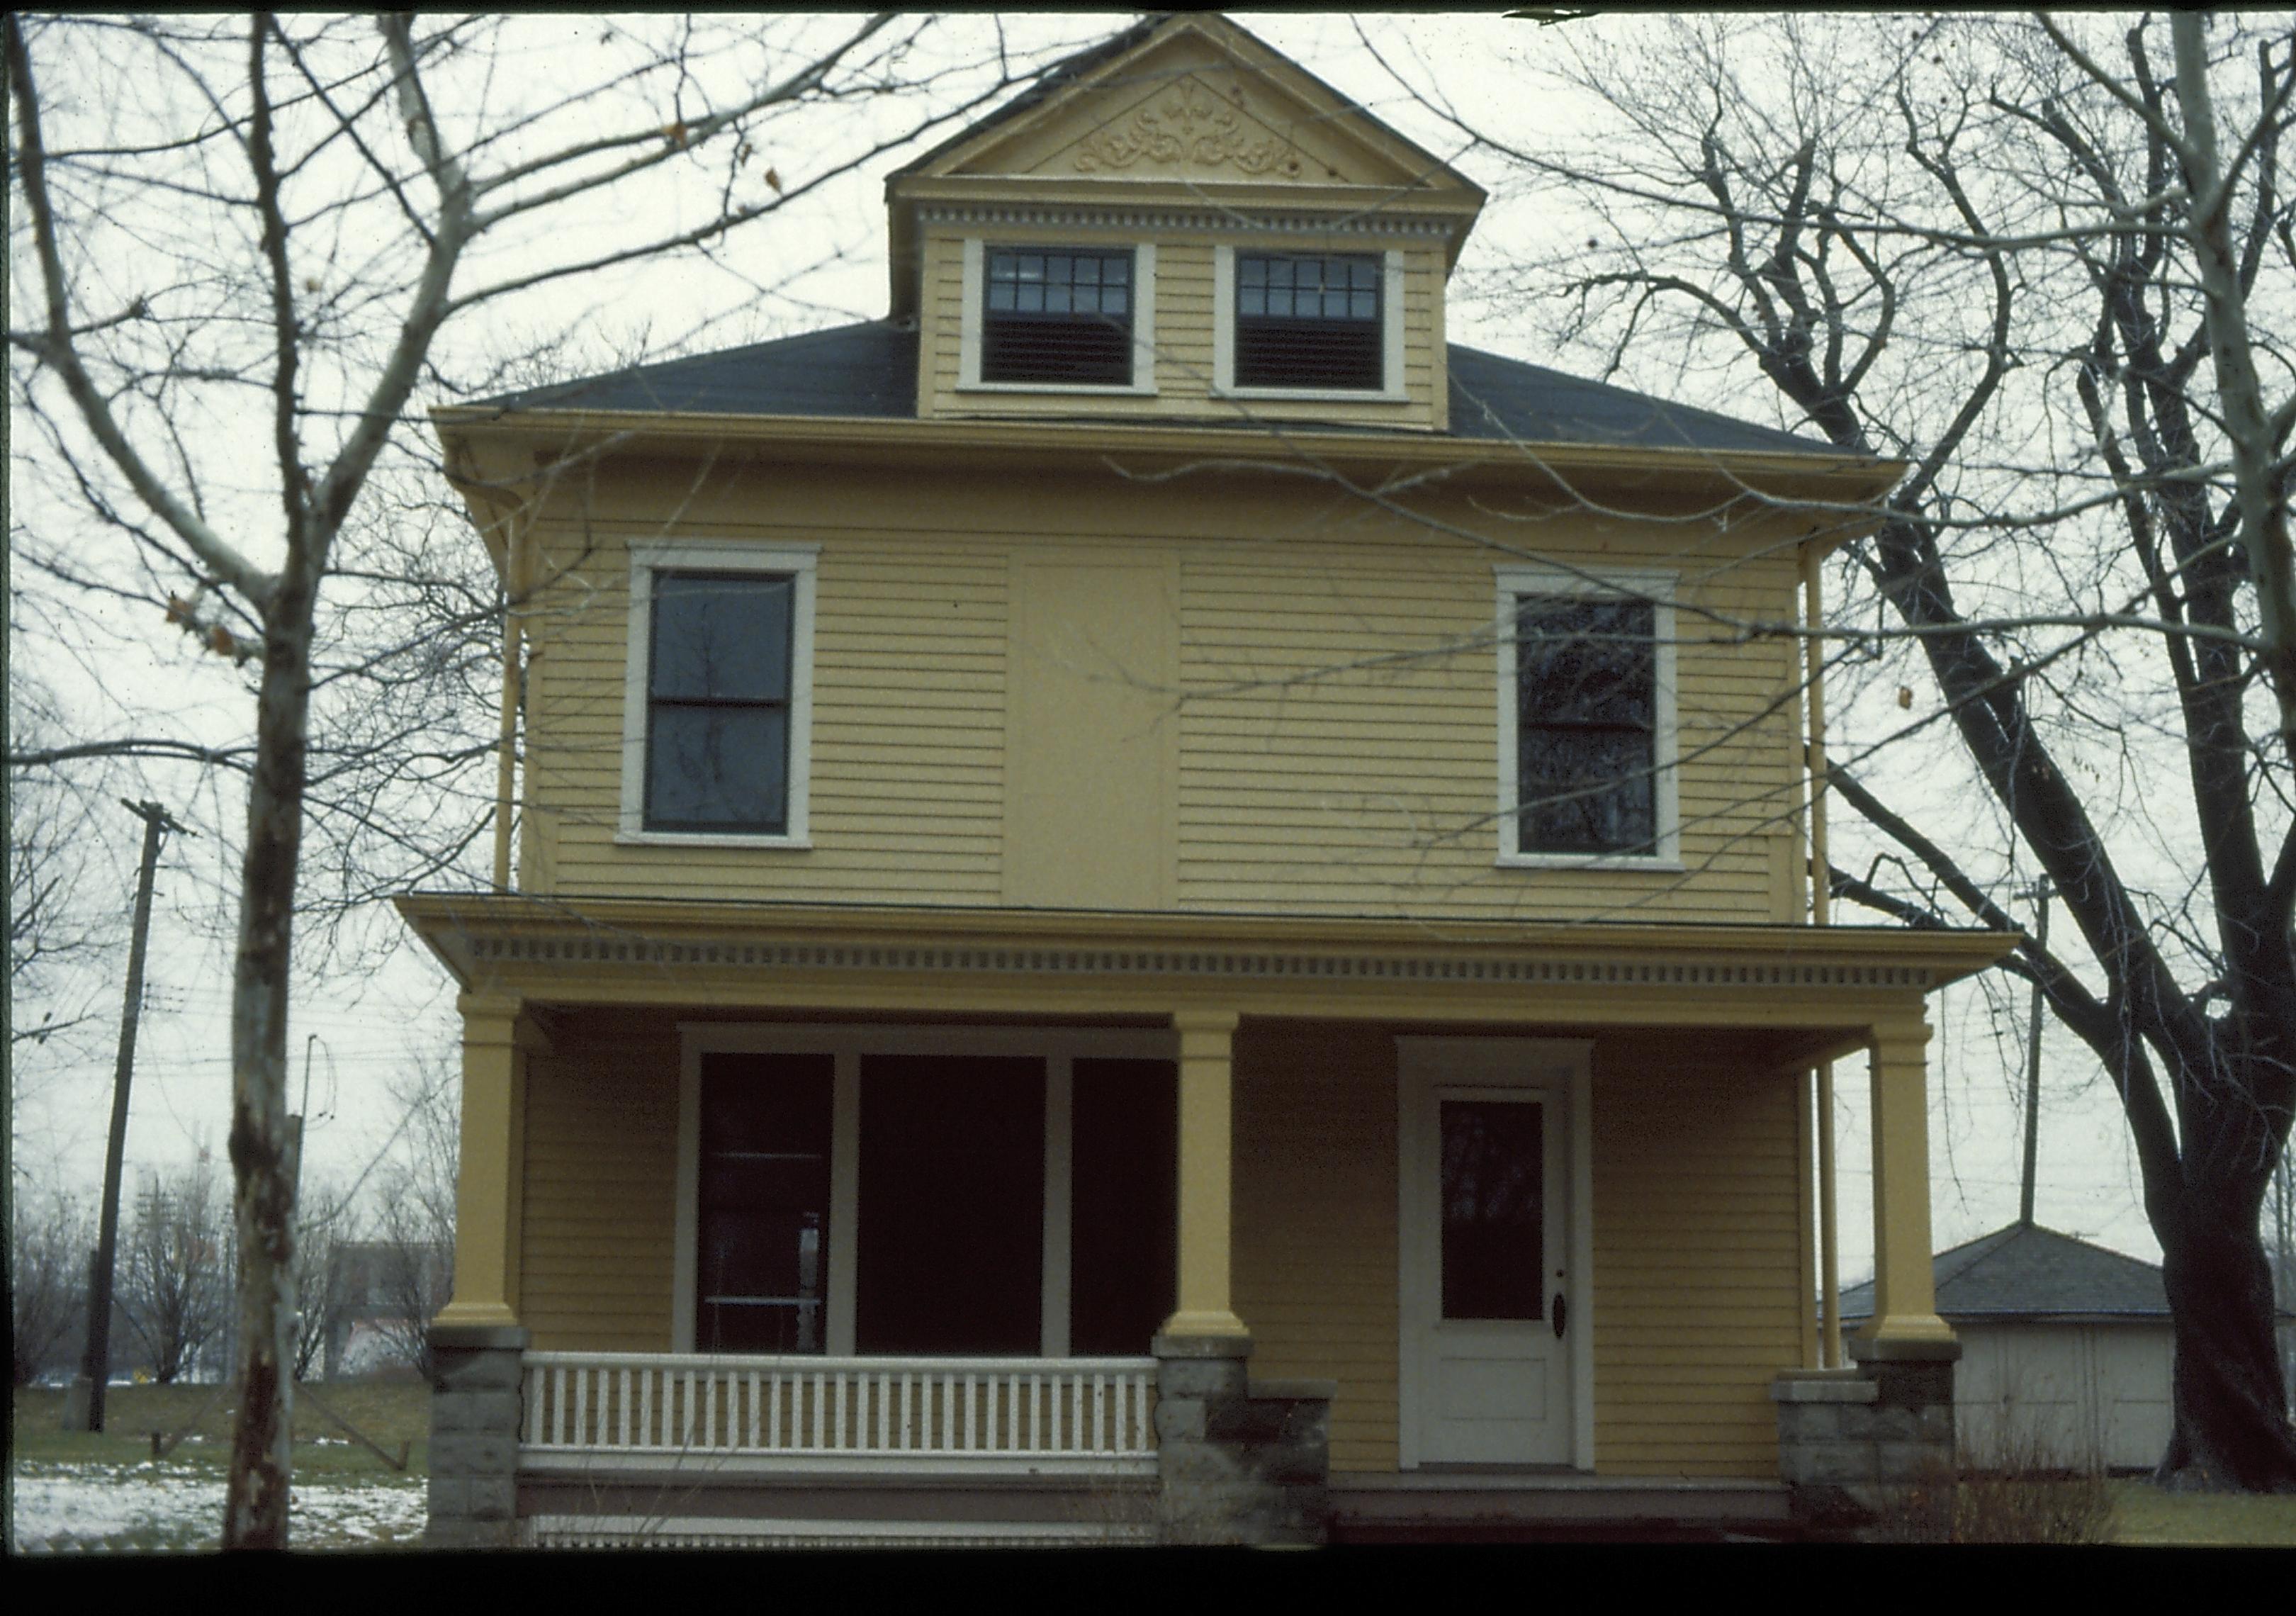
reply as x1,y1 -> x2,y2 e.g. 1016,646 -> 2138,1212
8,11 -> 2177,1286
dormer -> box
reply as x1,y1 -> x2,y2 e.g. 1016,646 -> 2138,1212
886,13 -> 1485,432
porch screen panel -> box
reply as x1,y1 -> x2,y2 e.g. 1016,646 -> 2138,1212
857,1055 -> 1045,1354
1070,1057 -> 1177,1355
696,1053 -> 834,1352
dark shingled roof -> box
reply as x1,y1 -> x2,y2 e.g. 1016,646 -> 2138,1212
1839,1224 -> 2172,1323
468,319 -> 1832,456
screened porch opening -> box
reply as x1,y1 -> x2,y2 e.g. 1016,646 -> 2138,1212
691,1043 -> 1176,1359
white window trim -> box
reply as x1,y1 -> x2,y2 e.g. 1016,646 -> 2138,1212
1212,244 -> 1408,404
1495,564 -> 1682,870
618,540 -> 817,850
956,238 -> 1158,397
672,1023 -> 1178,1357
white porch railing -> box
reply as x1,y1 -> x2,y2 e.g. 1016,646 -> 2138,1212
519,1352 -> 1158,1468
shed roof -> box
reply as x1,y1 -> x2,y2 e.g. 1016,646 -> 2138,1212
1840,1223 -> 2173,1323
468,318 -> 1831,458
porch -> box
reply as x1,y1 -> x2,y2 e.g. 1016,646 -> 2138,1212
399,895 -> 2012,1544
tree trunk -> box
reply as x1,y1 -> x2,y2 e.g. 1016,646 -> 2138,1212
2158,1196 -> 2296,1491
222,595 -> 315,1549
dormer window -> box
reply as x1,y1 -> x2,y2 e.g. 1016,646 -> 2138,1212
1234,254 -> 1381,390
1213,245 -> 1407,402
957,240 -> 1156,395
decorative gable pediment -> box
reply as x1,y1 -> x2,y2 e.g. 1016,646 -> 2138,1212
1062,71 -> 1329,184
901,16 -> 1479,201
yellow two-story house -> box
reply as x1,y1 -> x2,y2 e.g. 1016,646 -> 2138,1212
399,13 -> 2009,1545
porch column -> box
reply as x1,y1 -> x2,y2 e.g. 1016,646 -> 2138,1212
1165,1008 -> 1247,1339
435,990 -> 527,1329
1858,1016 -> 1953,1347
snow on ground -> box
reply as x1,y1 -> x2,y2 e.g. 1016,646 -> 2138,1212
11,1458 -> 427,1552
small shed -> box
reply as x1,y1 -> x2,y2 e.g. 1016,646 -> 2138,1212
1839,1223 -> 2174,1473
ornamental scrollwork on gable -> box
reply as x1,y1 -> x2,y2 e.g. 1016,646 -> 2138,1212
1073,79 -> 1309,179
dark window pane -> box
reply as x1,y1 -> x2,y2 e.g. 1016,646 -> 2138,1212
697,1055 -> 834,1353
1441,1100 -> 1543,1321
1234,254 -> 1382,390
1521,728 -> 1655,852
857,1055 -> 1045,1355
651,573 -> 789,701
646,705 -> 787,832
1516,596 -> 1658,854
982,247 -> 1135,386
1070,1058 -> 1176,1356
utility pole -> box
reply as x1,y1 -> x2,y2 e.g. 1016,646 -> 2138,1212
2019,876 -> 2051,1229
69,799 -> 188,1432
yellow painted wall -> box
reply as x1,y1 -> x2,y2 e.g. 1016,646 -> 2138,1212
514,459 -> 1807,922
1233,1022 -> 1805,1478
916,228 -> 1448,432
519,1008 -> 679,1351
515,1012 -> 1806,1477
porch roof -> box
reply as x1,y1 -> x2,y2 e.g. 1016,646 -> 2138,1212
395,892 -> 2011,1045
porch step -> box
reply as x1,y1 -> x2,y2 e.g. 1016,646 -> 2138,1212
524,1514 -> 1153,1548
1329,1473 -> 1794,1542
519,1465 -> 1159,1549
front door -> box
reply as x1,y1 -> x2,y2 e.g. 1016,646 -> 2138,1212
1398,1040 -> 1586,1468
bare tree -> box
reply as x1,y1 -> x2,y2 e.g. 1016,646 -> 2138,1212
117,1162 -> 232,1385
362,1050 -> 460,1379
6,13 -> 1095,1543
289,1173 -> 356,1382
11,1186 -> 90,1386
6,673 -> 122,1055
1406,10 -> 2294,1487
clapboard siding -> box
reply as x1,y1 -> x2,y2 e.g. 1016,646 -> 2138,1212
513,464 -> 1807,922
1590,1033 -> 1803,1475
519,1009 -> 680,1351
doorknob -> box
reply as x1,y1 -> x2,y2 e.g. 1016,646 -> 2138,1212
1553,1292 -> 1567,1339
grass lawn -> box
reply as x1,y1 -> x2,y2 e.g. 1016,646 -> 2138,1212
12,1379 -> 430,1472
10,1381 -> 432,1552
2108,1478 -> 2296,1547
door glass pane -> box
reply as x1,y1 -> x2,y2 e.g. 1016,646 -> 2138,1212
696,1053 -> 833,1352
1440,1099 -> 1544,1320
857,1055 -> 1045,1354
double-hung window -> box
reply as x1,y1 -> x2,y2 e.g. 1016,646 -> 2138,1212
620,542 -> 816,846
960,242 -> 1153,393
1496,567 -> 1677,865
1214,245 -> 1405,398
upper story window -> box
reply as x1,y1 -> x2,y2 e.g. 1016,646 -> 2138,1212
982,247 -> 1134,385
620,542 -> 816,848
960,241 -> 1154,394
1213,245 -> 1406,401
1234,253 -> 1381,389
1496,567 -> 1679,867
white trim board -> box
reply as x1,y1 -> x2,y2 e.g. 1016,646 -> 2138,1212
1494,563 -> 1681,870
618,540 -> 817,850
1211,243 -> 1409,403
956,238 -> 1159,396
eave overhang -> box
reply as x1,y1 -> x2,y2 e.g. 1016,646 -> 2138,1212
430,403 -> 1906,520
396,892 -> 2010,1045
